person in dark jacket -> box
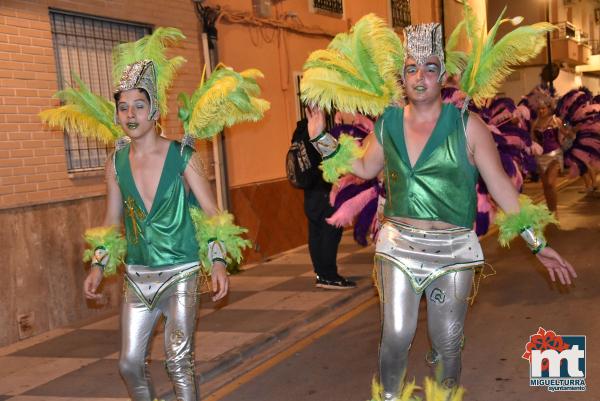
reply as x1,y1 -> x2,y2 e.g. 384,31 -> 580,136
292,119 -> 356,289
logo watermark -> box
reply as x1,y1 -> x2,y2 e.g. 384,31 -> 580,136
522,327 -> 586,392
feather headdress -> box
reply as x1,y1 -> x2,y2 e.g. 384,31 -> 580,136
459,3 -> 555,107
177,65 -> 270,140
300,13 -> 403,116
113,27 -> 186,117
41,27 -> 186,144
39,74 -> 124,144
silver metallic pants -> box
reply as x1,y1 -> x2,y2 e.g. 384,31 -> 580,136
375,261 -> 474,399
119,274 -> 199,401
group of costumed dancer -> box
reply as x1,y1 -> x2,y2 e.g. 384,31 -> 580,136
40,28 -> 269,401
300,3 -> 578,400
37,3 -> 590,401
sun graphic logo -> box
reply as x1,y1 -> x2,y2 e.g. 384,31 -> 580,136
522,327 -> 586,392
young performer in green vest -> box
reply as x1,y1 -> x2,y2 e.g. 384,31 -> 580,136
301,11 -> 576,400
40,28 -> 268,401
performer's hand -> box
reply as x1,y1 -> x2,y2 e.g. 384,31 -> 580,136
305,106 -> 326,139
211,262 -> 229,302
83,267 -> 104,300
536,246 -> 577,285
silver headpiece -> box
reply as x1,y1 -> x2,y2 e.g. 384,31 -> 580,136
114,60 -> 159,121
404,23 -> 446,78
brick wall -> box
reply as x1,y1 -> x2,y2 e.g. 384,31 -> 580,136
0,0 -> 205,210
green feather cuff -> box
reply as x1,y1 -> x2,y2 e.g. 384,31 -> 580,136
495,195 -> 557,247
320,134 -> 365,183
82,226 -> 127,277
189,208 -> 252,273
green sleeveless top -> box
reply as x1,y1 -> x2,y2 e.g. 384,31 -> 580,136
114,141 -> 199,267
375,103 -> 479,228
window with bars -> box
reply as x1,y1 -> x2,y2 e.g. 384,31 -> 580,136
391,0 -> 411,29
49,10 -> 151,172
310,0 -> 344,17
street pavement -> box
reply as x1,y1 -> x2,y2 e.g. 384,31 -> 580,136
214,182 -> 600,401
0,178 -> 597,401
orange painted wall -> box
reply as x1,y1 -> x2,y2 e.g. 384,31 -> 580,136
206,0 -> 434,188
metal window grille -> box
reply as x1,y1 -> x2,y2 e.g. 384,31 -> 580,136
49,10 -> 151,172
295,74 -> 334,130
311,0 -> 343,17
391,0 -> 411,29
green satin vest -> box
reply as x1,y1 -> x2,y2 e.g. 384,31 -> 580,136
114,141 -> 199,267
375,103 -> 479,228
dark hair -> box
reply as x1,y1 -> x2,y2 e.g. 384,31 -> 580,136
113,88 -> 151,103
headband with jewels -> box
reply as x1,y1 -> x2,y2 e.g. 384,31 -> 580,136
114,60 -> 159,121
403,23 -> 446,77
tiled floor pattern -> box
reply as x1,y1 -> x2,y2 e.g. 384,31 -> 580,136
0,233 -> 373,400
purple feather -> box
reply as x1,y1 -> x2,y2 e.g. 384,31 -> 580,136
353,197 -> 378,246
475,211 -> 490,236
330,124 -> 370,140
332,180 -> 376,209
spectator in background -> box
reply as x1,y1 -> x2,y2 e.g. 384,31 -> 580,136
291,118 -> 356,289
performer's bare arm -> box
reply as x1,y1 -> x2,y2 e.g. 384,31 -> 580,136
305,107 -> 384,179
183,152 -> 229,301
84,158 -> 124,300
103,157 -> 124,226
467,114 -> 576,285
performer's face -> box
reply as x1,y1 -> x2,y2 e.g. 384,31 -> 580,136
116,89 -> 156,138
403,56 -> 444,103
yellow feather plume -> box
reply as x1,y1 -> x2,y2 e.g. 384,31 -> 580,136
40,106 -> 121,145
39,74 -> 124,144
459,4 -> 555,107
178,65 -> 270,140
301,13 -> 403,116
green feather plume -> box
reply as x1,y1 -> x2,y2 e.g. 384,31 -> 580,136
321,134 -> 365,183
113,27 -> 187,116
39,74 -> 124,144
495,195 -> 557,247
82,226 -> 127,277
459,4 -> 554,107
177,65 -> 270,140
444,20 -> 468,77
189,208 -> 252,273
301,13 -> 403,116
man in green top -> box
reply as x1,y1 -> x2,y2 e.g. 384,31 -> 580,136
306,23 -> 576,398
83,60 -> 228,401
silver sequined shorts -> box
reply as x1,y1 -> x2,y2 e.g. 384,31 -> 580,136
375,220 -> 484,293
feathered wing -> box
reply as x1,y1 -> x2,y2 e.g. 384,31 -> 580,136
300,13 -> 403,116
179,66 -> 270,140
460,3 -> 554,107
113,27 -> 187,116
39,74 -> 124,144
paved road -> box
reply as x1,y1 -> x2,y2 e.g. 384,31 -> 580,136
209,186 -> 600,401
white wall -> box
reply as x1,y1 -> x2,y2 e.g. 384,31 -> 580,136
499,66 -> 600,102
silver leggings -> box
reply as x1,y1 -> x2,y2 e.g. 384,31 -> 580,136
119,274 -> 199,401
376,260 -> 473,399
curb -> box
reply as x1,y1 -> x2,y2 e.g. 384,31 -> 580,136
196,281 -> 375,385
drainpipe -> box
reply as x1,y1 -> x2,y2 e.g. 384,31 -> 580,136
194,2 -> 231,210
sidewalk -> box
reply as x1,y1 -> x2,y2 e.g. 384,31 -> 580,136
0,176 -> 581,401
0,231 -> 376,401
